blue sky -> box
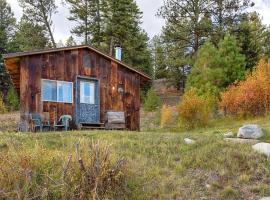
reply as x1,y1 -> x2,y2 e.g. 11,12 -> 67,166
7,0 -> 270,43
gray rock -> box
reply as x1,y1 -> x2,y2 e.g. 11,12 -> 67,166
237,124 -> 263,139
252,143 -> 270,157
184,138 -> 196,145
260,197 -> 270,200
224,132 -> 234,138
224,138 -> 259,144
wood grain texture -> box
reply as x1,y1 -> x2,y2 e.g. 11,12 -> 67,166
5,47 -> 145,131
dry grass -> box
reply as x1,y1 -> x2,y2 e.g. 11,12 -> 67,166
0,112 -> 270,199
0,112 -> 20,132
0,139 -> 127,200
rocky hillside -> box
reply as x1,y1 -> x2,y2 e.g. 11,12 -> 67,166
152,79 -> 182,106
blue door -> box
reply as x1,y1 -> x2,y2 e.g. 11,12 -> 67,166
76,78 -> 100,124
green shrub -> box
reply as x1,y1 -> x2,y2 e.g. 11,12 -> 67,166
7,87 -> 19,111
177,89 -> 215,129
0,93 -> 7,114
144,88 -> 161,112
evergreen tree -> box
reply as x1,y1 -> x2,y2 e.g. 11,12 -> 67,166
7,86 -> 19,111
104,0 -> 153,75
263,27 -> 270,58
151,35 -> 168,79
235,12 -> 266,70
186,42 -> 223,95
144,88 -> 161,112
66,36 -> 77,46
218,34 -> 246,86
0,0 -> 16,95
158,0 -> 212,54
66,0 -> 153,76
210,0 -> 253,44
19,0 -> 57,47
10,16 -> 48,51
65,0 -> 106,46
186,34 -> 246,96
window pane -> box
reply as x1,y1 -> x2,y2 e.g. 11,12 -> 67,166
80,81 -> 95,104
57,81 -> 72,103
42,80 -> 57,101
83,54 -> 91,68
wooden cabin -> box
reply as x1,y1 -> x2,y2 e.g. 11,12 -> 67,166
3,45 -> 151,131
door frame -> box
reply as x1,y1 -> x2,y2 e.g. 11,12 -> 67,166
75,75 -> 101,125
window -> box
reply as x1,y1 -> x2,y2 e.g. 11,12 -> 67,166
42,80 -> 57,102
83,54 -> 91,68
80,81 -> 95,104
42,80 -> 73,103
57,81 -> 73,103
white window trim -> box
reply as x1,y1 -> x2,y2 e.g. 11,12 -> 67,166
41,79 -> 73,104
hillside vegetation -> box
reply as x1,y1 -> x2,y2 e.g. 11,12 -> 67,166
0,113 -> 270,199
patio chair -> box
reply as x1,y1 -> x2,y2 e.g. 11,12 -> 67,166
54,115 -> 72,131
30,113 -> 42,132
42,112 -> 51,131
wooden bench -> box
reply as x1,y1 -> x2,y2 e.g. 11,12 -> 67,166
105,111 -> 126,130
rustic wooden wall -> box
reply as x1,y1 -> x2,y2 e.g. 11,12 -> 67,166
18,48 -> 141,131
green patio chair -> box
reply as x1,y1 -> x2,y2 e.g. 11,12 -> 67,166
30,113 -> 42,132
54,115 -> 72,131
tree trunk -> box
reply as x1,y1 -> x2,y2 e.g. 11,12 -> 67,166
47,23 -> 56,48
109,37 -> 114,56
39,0 -> 56,48
85,0 -> 88,45
97,0 -> 101,47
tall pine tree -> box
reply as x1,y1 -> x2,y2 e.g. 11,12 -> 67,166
151,35 -> 168,79
65,0 -> 106,47
158,0 -> 212,54
66,0 -> 153,76
235,12 -> 266,70
19,0 -> 57,47
210,0 -> 253,44
104,0 -> 153,75
0,0 -> 16,94
10,15 -> 49,51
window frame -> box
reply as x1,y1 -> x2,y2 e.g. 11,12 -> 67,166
41,79 -> 73,104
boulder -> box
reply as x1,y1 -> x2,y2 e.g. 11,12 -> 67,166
252,143 -> 270,157
184,138 -> 196,145
224,138 -> 259,145
237,124 -> 263,139
224,132 -> 234,138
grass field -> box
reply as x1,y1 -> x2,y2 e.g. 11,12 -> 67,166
0,113 -> 270,199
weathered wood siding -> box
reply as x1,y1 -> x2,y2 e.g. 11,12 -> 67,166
19,48 -> 140,130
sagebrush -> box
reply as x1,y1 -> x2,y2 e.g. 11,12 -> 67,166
0,140 -> 127,200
